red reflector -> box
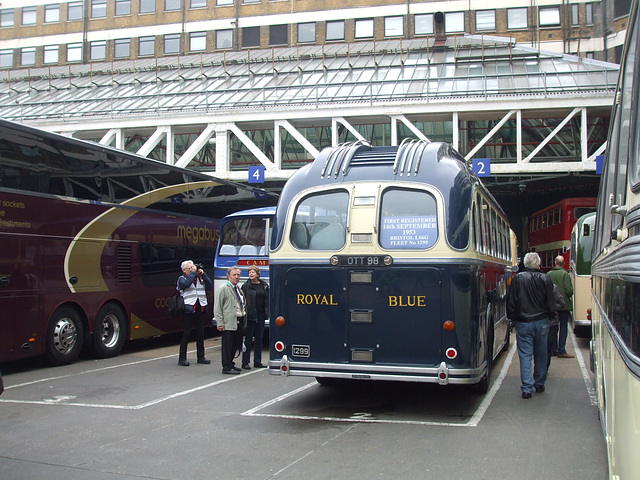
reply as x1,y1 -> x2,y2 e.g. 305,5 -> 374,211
445,348 -> 457,359
439,372 -> 447,379
282,365 -> 288,372
274,341 -> 285,352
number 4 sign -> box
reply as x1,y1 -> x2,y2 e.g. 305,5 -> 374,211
248,166 -> 265,184
472,158 -> 491,177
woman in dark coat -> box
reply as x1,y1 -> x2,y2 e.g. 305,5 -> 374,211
240,265 -> 269,369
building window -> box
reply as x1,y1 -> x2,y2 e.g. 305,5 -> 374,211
21,47 -> 36,66
68,2 -> 83,21
384,16 -> 404,37
476,10 -> 495,31
91,0 -> 107,18
164,33 -> 181,54
116,0 -> 132,16
539,7 -> 560,27
191,0 -> 207,7
298,22 -> 315,43
22,7 -> 37,25
45,5 -> 60,23
67,43 -> 82,62
0,9 -> 14,28
571,4 -> 579,26
243,0 -> 260,3
0,50 -> 14,68
44,45 -> 59,64
217,29 -> 233,48
507,8 -> 528,29
139,36 -> 156,56
586,3 -> 594,25
355,18 -> 374,39
269,24 -> 287,46
114,38 -> 131,58
190,31 -> 207,51
326,20 -> 345,41
165,0 -> 181,10
140,0 -> 156,13
242,26 -> 259,47
90,40 -> 106,60
217,0 -> 234,5
445,12 -> 464,33
414,14 -> 433,35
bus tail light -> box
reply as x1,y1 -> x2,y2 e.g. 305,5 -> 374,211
275,316 -> 285,327
274,341 -> 285,352
443,320 -> 455,331
587,308 -> 592,320
445,348 -> 457,359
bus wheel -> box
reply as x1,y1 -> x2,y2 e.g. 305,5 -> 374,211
92,303 -> 126,358
45,306 -> 84,366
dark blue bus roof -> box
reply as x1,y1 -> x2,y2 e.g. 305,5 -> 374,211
272,141 -> 503,251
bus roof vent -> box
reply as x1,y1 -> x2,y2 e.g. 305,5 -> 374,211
320,141 -> 372,179
393,138 -> 430,176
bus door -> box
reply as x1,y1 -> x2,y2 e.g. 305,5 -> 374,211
283,267 -> 349,363
347,267 -> 442,366
0,235 -> 41,360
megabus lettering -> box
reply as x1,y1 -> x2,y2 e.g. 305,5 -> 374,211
177,224 -> 219,245
388,296 -> 427,307
297,294 -> 339,306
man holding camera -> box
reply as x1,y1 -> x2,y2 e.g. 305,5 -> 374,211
177,260 -> 212,366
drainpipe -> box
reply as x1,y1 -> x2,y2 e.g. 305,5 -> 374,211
234,0 -> 239,51
82,0 -> 89,64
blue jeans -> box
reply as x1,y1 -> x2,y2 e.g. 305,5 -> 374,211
515,319 -> 549,393
242,311 -> 266,366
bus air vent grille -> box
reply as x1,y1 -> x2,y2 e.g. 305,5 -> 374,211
116,245 -> 133,284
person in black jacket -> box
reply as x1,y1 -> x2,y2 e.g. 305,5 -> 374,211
240,265 -> 269,369
507,252 -> 556,399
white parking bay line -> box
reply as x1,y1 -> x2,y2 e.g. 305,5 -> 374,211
242,343 -> 516,427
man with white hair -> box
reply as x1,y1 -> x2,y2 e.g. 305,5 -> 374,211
507,252 -> 556,399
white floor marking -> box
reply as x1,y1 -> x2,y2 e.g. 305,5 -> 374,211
571,331 -> 598,406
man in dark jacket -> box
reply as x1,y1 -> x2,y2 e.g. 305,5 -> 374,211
507,252 -> 556,399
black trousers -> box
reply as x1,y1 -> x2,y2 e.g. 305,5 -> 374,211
179,308 -> 206,362
221,321 -> 243,371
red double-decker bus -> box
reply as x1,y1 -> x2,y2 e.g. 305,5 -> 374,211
528,197 -> 596,271
0,119 -> 275,366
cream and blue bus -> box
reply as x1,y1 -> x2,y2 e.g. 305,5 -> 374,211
590,0 -> 640,476
268,140 -> 512,393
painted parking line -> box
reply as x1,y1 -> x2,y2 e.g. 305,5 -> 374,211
0,344 -> 267,410
242,343 -> 517,427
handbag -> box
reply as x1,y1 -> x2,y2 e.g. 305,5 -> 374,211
168,291 -> 185,318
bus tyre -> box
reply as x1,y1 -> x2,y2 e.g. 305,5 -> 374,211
92,303 -> 126,358
45,306 -> 84,366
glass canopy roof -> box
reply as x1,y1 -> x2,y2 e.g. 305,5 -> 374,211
0,35 -> 619,122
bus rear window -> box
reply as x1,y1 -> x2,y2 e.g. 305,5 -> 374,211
379,188 -> 438,250
290,190 -> 348,250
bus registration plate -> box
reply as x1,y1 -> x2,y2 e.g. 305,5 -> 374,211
292,345 -> 310,357
332,255 -> 391,267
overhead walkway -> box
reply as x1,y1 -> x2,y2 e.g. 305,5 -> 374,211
0,35 -> 618,182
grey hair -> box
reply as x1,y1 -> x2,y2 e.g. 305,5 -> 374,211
523,252 -> 541,269
181,260 -> 194,271
227,265 -> 241,277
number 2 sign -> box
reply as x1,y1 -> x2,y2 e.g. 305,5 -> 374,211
472,158 -> 491,177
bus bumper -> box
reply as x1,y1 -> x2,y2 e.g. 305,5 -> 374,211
268,356 -> 485,385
